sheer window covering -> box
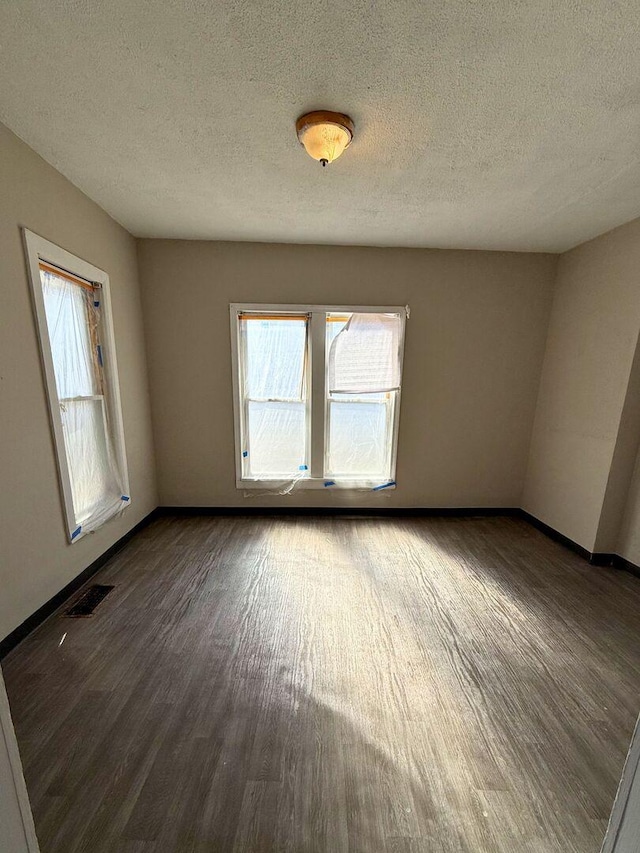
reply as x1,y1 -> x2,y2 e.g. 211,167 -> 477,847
40,267 -> 126,534
328,313 -> 403,394
326,312 -> 400,479
239,314 -> 309,479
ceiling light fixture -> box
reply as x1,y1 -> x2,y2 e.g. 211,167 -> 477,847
296,110 -> 355,167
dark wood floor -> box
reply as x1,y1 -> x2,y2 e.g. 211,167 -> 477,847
3,515 -> 640,852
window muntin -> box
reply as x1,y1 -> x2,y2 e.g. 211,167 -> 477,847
232,305 -> 405,489
24,231 -> 130,541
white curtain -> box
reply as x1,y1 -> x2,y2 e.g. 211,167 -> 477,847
328,313 -> 402,394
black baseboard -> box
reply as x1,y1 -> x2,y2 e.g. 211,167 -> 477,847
612,554 -> 640,578
158,505 -> 521,518
589,552 -> 617,567
518,510 -> 602,563
518,510 -> 640,575
0,508 -> 159,661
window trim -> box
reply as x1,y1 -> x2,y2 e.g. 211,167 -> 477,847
229,303 -> 406,490
23,229 -> 131,542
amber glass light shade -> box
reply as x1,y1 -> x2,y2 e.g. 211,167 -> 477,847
296,111 -> 354,166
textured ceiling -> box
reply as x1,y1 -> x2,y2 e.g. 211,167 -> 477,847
1,1 -> 640,252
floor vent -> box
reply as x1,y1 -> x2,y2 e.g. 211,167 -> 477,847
65,584 -> 115,617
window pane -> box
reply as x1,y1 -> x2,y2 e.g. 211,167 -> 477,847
327,400 -> 391,478
41,271 -> 98,398
60,399 -> 120,523
326,313 -> 350,347
244,317 -> 307,400
246,401 -> 306,477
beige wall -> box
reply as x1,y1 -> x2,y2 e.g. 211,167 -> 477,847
0,124 -> 157,641
523,218 -> 640,552
618,446 -> 640,566
595,335 -> 640,554
138,239 -> 556,509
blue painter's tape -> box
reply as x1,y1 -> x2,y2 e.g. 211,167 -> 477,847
71,526 -> 82,540
372,480 -> 396,491
324,480 -> 336,487
96,344 -> 103,366
298,464 -> 308,470
242,450 -> 248,458
121,495 -> 130,502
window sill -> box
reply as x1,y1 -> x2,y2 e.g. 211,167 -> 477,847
69,496 -> 131,543
237,478 -> 396,491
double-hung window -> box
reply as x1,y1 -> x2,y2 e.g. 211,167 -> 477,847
230,304 -> 406,489
24,230 -> 130,541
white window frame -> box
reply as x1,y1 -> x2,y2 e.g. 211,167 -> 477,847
230,303 -> 406,490
23,229 -> 130,542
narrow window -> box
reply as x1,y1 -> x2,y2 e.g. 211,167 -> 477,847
231,305 -> 406,489
24,231 -> 130,541
326,312 -> 401,482
237,312 -> 310,480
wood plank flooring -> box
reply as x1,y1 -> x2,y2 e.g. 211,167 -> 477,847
3,515 -> 640,852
